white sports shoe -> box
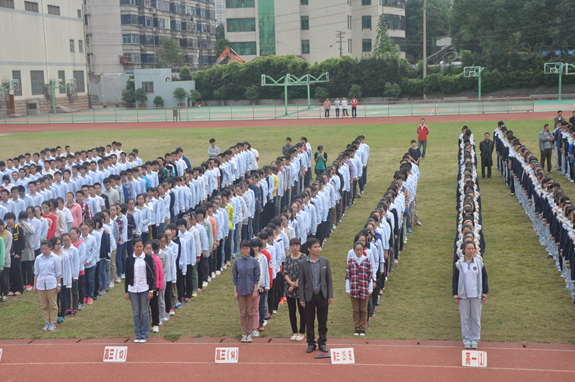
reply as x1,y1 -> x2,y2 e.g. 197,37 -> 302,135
152,326 -> 159,333
109,282 -> 114,288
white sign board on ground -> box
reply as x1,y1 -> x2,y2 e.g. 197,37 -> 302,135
462,350 -> 487,367
330,348 -> 355,364
0,348 -> 2,363
103,346 -> 128,362
215,347 -> 239,363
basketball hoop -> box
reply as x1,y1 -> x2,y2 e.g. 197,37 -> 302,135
469,73 -> 474,77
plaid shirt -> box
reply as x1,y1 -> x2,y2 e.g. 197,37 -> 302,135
345,256 -> 372,299
79,201 -> 91,222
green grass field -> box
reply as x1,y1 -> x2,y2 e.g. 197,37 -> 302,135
1,119 -> 575,342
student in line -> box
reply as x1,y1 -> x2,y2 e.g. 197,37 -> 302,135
125,238 -> 155,344
250,237 -> 269,338
233,240 -> 260,343
345,241 -> 373,336
51,236 -> 71,324
283,238 -> 306,341
33,239 -> 61,332
453,241 -> 488,349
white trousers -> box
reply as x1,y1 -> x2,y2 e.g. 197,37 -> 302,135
459,298 -> 482,345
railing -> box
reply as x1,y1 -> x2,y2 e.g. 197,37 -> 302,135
0,97 -> 535,124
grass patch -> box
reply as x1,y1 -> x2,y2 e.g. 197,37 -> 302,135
1,120 -> 574,342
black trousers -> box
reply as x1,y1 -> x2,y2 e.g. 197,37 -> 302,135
176,267 -> 185,302
351,107 -> 356,117
481,156 -> 493,178
150,290 -> 159,326
540,149 -> 553,172
305,293 -> 329,346
185,264 -> 194,298
21,260 -> 34,286
287,296 -> 306,334
78,274 -> 85,303
268,275 -> 279,312
1,266 -> 10,296
9,256 -> 23,293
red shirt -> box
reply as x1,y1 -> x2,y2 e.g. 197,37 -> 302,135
351,98 -> 358,108
261,249 -> 273,288
43,213 -> 58,240
417,124 -> 429,142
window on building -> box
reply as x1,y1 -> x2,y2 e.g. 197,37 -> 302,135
225,0 -> 254,8
362,15 -> 371,30
120,0 -> 137,4
79,40 -> 83,53
122,34 -> 140,44
25,1 -> 39,12
300,0 -> 308,4
121,15 -> 138,24
58,71 -> 66,94
142,82 -> 154,94
362,38 -> 372,52
230,41 -> 257,55
154,18 -> 165,28
77,9 -> 81,18
301,40 -> 310,54
70,39 -> 75,53
347,15 -> 351,29
30,70 -> 45,96
73,71 -> 85,93
382,0 -> 405,8
348,38 -> 352,53
86,34 -> 90,45
141,54 -> 154,64
385,14 -> 406,30
0,0 -> 14,8
226,18 -> 256,32
301,16 -> 309,30
362,0 -> 371,5
12,70 -> 22,96
47,5 -> 60,15
139,16 -> 153,26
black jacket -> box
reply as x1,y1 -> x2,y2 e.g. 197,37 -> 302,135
298,255 -> 333,301
124,254 -> 155,293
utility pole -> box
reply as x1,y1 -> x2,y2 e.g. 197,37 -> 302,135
336,31 -> 346,57
423,0 -> 427,99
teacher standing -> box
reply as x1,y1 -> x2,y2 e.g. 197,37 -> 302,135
233,240 -> 260,344
453,241 -> 488,349
298,238 -> 333,353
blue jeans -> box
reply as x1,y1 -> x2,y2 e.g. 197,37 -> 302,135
158,223 -> 165,235
259,290 -> 267,325
129,291 -> 150,340
418,140 -> 427,158
84,266 -> 96,298
98,259 -> 110,291
116,243 -> 127,278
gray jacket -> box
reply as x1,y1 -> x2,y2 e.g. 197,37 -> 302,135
539,130 -> 554,151
298,255 -> 333,302
19,220 -> 36,262
1,231 -> 12,269
453,256 -> 488,299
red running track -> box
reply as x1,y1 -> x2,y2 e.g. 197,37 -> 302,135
0,111 -> 558,134
0,338 -> 574,382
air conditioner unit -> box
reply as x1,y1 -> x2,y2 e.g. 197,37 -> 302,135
44,84 -> 52,98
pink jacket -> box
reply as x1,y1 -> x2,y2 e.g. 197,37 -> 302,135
323,100 -> 331,110
68,203 -> 83,228
152,254 -> 164,290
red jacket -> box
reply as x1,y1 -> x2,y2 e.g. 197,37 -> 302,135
417,124 -> 429,142
262,249 -> 273,288
351,98 -> 358,108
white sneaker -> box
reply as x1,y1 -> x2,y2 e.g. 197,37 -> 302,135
115,277 -> 121,283
121,274 -> 125,280
290,334 -> 298,341
241,335 -> 247,343
253,330 -> 259,337
296,334 -> 305,341
393,259 -> 398,264
152,326 -> 159,333
207,276 -> 212,282
471,343 -> 478,349
464,343 -> 471,349
246,335 -> 253,343
134,339 -> 141,343
109,282 -> 114,288
211,272 -> 216,278
272,310 -> 277,314
202,281 -> 208,287
140,339 -> 147,343
216,270 -> 221,276
262,320 -> 268,327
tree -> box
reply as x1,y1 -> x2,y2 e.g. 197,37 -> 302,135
373,14 -> 400,57
314,86 -> 329,100
134,88 -> 148,106
121,78 -> 135,104
348,84 -> 363,99
383,82 -> 401,98
153,96 -> 164,106
180,66 -> 192,80
173,87 -> 188,104
244,85 -> 259,101
189,89 -> 201,103
405,0 -> 451,61
215,24 -> 231,58
155,37 -> 184,68
216,85 -> 228,100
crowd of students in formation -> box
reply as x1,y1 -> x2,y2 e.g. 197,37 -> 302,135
343,144 -> 423,336
0,134 -> 373,342
453,128 -> 489,350
495,120 -> 575,303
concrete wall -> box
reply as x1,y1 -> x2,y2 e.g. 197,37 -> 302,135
88,73 -> 131,105
134,69 -> 196,108
84,0 -> 125,74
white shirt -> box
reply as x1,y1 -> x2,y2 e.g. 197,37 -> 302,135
462,259 -> 478,298
128,254 -> 149,293
250,148 -> 259,170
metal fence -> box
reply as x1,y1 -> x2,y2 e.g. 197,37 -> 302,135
0,97 -> 535,124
